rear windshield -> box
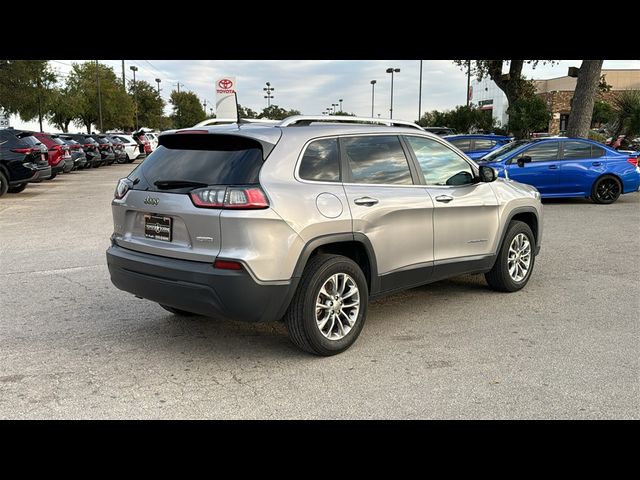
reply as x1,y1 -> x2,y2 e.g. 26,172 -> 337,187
50,136 -> 66,145
20,136 -> 41,146
131,134 -> 265,191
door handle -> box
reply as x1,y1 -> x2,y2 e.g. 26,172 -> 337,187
592,162 -> 602,166
548,165 -> 558,169
353,197 -> 379,206
435,195 -> 454,203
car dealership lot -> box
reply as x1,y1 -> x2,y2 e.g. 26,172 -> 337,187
0,163 -> 638,419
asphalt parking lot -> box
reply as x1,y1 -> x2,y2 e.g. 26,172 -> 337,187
0,162 -> 638,419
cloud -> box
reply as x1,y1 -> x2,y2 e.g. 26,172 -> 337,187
9,59 -> 640,132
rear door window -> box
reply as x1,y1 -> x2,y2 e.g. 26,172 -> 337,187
473,139 -> 497,150
449,138 -> 471,151
562,141 -> 592,160
132,134 -> 265,191
341,135 -> 413,185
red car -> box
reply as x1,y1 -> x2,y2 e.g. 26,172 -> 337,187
33,132 -> 73,178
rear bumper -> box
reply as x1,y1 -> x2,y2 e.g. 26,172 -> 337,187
28,166 -> 52,182
106,244 -> 291,323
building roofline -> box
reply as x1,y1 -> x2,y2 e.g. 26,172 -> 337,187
535,69 -> 639,82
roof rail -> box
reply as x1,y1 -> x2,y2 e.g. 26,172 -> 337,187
277,115 -> 425,131
193,118 -> 279,127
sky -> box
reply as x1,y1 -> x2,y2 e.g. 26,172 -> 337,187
8,59 -> 640,132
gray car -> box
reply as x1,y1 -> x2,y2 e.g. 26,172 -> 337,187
106,116 -> 543,356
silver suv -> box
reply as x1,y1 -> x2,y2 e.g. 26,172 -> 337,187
106,116 -> 543,356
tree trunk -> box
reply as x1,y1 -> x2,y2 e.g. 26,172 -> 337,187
566,60 -> 603,138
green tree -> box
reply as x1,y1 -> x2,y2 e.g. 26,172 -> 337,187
453,60 -> 554,114
418,110 -> 451,127
610,90 -> 640,138
170,90 -> 206,128
258,105 -> 301,120
592,100 -> 614,127
129,80 -> 165,130
47,87 -> 82,132
0,60 -> 57,129
329,111 -> 356,116
507,96 -> 551,139
238,104 -> 258,118
66,62 -> 134,133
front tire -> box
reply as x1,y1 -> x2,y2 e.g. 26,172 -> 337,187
8,183 -> 27,193
0,171 -> 8,197
485,220 -> 536,292
285,254 -> 368,356
591,175 -> 621,204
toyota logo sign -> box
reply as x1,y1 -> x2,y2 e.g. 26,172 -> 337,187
218,79 -> 233,90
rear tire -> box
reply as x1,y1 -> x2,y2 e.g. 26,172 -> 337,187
485,220 -> 536,292
591,175 -> 621,204
0,172 -> 8,197
47,173 -> 57,180
159,304 -> 199,316
8,183 -> 27,193
284,254 -> 368,356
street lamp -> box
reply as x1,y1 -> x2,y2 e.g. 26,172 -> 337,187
130,65 -> 139,130
332,103 -> 339,114
155,78 -> 161,94
339,98 -> 343,112
263,82 -> 275,107
386,67 -> 400,119
370,80 -> 377,117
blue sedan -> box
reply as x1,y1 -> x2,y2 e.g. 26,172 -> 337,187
477,137 -> 640,204
443,134 -> 513,160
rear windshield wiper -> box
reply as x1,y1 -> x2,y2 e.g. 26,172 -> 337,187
153,180 -> 208,190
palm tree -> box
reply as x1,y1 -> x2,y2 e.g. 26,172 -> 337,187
610,90 -> 640,139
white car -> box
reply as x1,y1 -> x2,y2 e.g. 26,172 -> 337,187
111,134 -> 146,163
144,132 -> 159,150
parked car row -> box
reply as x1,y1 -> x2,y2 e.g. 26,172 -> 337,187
0,128 -> 155,197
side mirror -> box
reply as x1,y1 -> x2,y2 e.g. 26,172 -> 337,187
517,155 -> 532,168
479,165 -> 497,182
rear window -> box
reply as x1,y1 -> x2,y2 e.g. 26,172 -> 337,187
299,138 -> 340,182
20,136 -> 41,146
132,134 -> 265,191
50,136 -> 66,145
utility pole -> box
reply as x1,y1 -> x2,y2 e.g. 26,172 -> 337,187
418,60 -> 423,122
386,67 -> 400,119
174,82 -> 182,94
203,99 -> 208,114
339,98 -> 343,112
466,60 -> 471,107
96,60 -> 103,133
121,60 -> 125,88
130,66 -> 138,130
370,80 -> 376,117
37,76 -> 43,133
155,78 -> 161,94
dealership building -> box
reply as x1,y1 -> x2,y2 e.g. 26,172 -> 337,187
469,69 -> 640,134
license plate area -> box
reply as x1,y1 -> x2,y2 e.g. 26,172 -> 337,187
144,214 -> 172,242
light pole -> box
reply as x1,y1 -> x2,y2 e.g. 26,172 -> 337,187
418,60 -> 423,122
96,60 -> 103,133
386,67 -> 400,119
466,60 -> 471,107
155,78 -> 161,94
370,80 -> 376,117
263,82 -> 274,107
130,65 -> 139,130
339,98 -> 343,112
332,103 -> 339,114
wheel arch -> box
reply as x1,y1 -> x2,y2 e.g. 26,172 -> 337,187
274,233 -> 379,320
592,172 -> 623,192
498,207 -> 540,253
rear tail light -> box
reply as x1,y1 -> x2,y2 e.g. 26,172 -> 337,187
83,143 -> 94,148
114,178 -> 133,200
189,186 -> 269,209
213,259 -> 243,270
627,157 -> 638,167
10,147 -> 33,154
